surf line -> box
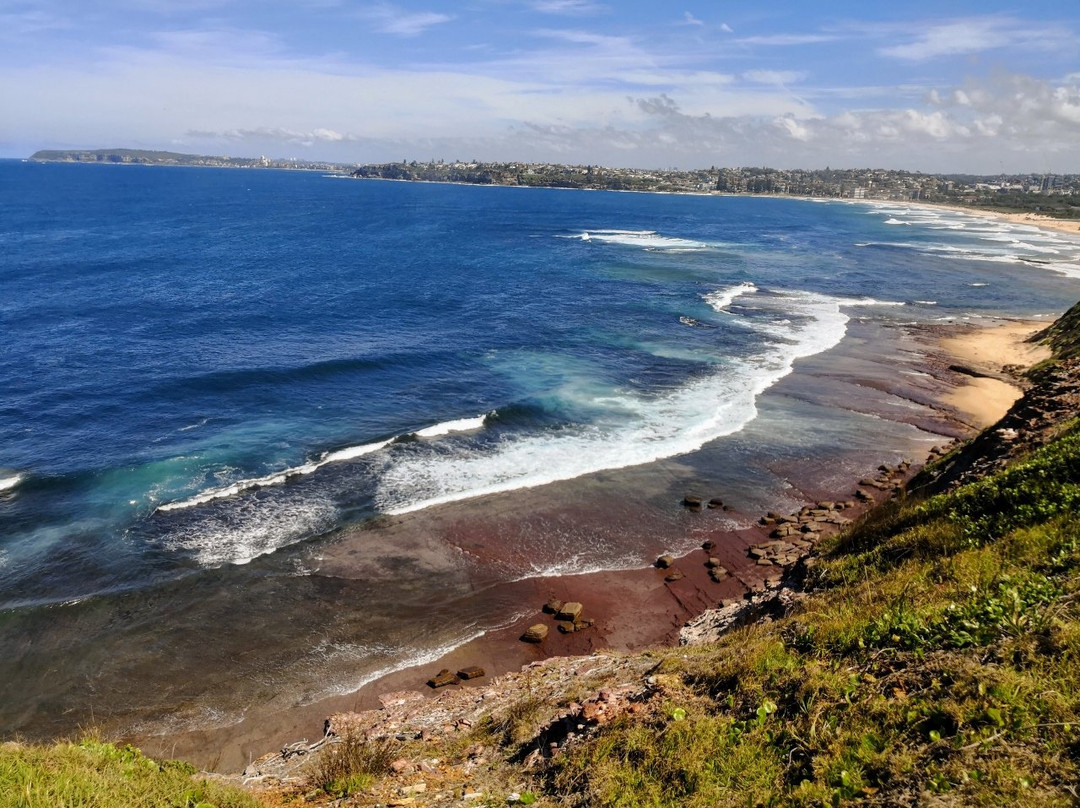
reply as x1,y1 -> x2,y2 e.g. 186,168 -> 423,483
154,414 -> 489,514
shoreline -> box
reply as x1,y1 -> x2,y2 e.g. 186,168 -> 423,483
894,197 -> 1080,238
130,315 -> 1045,773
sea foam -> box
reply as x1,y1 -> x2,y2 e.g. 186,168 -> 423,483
373,289 -> 899,516
156,415 -> 488,513
576,229 -> 708,251
703,281 -> 757,312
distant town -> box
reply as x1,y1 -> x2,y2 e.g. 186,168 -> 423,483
28,148 -> 1080,219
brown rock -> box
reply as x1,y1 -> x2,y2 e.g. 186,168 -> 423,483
683,494 -> 703,508
557,621 -> 576,634
542,598 -> 563,615
556,601 -> 583,621
427,669 -> 457,688
655,554 -> 675,569
701,539 -> 716,550
664,569 -> 684,582
707,497 -> 724,509
457,666 -> 485,680
706,556 -> 722,568
521,624 -> 548,643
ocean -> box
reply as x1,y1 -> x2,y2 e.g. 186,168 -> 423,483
2,160 -> 1080,745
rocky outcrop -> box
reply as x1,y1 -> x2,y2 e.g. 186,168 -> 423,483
917,357 -> 1080,494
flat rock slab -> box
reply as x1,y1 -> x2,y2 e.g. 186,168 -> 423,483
521,624 -> 548,643
457,666 -> 485,680
427,669 -> 458,688
556,602 -> 583,621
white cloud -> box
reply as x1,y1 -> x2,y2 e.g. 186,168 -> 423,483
682,12 -> 703,26
533,27 -> 632,48
529,0 -> 606,15
879,19 -> 1008,61
719,23 -> 733,33
879,17 -> 1070,61
735,33 -> 838,46
355,3 -> 452,36
743,70 -> 804,86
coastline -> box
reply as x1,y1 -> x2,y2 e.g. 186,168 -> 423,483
898,197 -> 1080,237
130,314 -> 1044,773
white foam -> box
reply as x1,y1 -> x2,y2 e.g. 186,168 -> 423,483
702,281 -> 757,312
299,607 -> 533,703
375,290 -> 894,516
577,229 -> 708,251
159,493 -> 338,566
156,417 -> 487,513
321,439 -> 393,464
0,474 -> 22,493
414,414 -> 487,438
884,218 -> 909,225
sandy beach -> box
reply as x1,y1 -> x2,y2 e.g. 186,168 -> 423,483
904,198 -> 1080,237
940,321 -> 1050,428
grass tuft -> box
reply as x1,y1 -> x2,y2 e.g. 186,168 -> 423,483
306,733 -> 396,798
0,736 -> 260,808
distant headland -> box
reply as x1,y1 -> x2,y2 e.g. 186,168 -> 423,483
28,148 -> 1080,219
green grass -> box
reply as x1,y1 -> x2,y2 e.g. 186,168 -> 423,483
546,423 -> 1080,807
0,737 -> 263,808
305,734 -> 396,799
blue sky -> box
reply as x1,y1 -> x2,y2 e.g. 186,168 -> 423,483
2,1 -> 1078,171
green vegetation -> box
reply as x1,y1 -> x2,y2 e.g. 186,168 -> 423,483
0,737 -> 262,808
1038,302 -> 1080,362
306,734 -> 397,799
548,422 -> 1080,806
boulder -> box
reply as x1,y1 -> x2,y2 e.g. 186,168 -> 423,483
556,602 -> 583,622
521,624 -> 548,643
664,569 -> 684,582
707,498 -> 724,509
542,598 -> 563,615
427,669 -> 457,688
655,554 -> 675,569
557,621 -> 576,634
706,556 -> 722,568
683,495 -> 703,509
456,666 -> 485,680
701,539 -> 716,550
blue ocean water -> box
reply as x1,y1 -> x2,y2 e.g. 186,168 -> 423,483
3,160 -> 1080,617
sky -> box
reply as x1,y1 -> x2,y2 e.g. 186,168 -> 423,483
2,0 -> 1078,172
